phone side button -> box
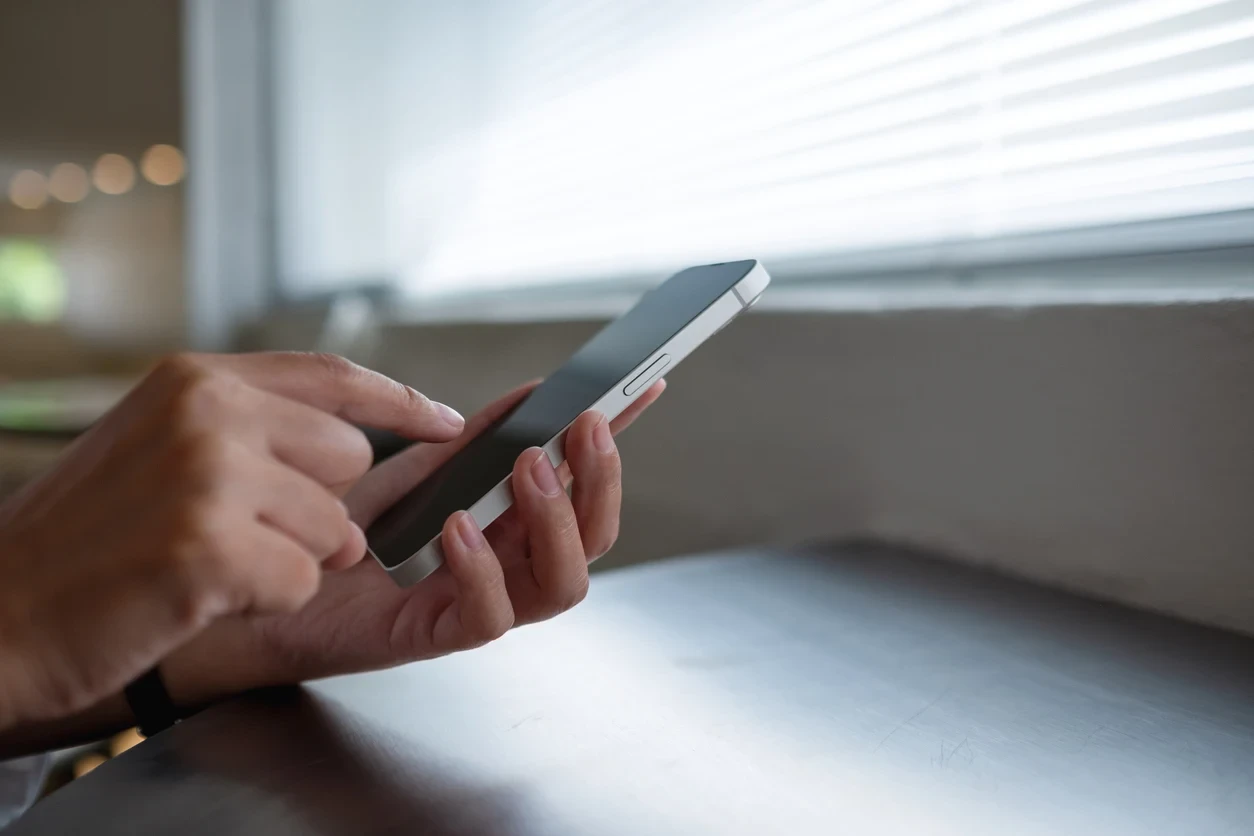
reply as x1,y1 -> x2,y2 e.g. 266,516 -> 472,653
623,354 -> 670,397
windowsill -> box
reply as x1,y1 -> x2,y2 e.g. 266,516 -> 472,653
750,281 -> 1254,312
381,279 -> 1254,326
367,244 -> 1253,325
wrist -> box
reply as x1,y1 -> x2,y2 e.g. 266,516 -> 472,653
0,693 -> 133,760
159,620 -> 282,712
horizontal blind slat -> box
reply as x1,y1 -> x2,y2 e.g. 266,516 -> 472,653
268,0 -> 1254,294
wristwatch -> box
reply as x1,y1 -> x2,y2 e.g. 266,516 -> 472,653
123,666 -> 183,737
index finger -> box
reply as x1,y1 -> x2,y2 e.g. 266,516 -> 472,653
204,352 -> 466,441
344,380 -> 541,526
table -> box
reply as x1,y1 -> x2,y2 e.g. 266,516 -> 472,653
11,546 -> 1254,835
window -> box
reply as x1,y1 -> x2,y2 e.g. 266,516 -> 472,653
271,0 -> 1254,298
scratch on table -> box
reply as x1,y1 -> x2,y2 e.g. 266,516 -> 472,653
875,688 -> 950,752
508,713 -> 543,731
939,737 -> 971,769
1078,724 -> 1108,753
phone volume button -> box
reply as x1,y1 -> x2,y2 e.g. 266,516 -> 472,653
624,354 -> 671,397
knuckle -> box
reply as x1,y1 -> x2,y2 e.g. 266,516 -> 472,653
338,424 -> 374,477
275,557 -> 321,612
152,352 -> 205,386
237,544 -> 321,616
587,528 -> 619,560
174,491 -> 231,552
489,605 -> 515,640
166,576 -> 227,632
468,604 -> 514,647
546,574 -> 589,616
187,375 -> 235,419
165,517 -> 235,628
169,369 -> 244,427
315,499 -> 353,554
178,486 -> 239,556
177,432 -> 242,491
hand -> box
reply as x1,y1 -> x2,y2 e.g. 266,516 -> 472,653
159,379 -> 666,708
0,353 -> 465,730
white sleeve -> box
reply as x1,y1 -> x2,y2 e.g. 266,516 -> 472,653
0,754 -> 50,830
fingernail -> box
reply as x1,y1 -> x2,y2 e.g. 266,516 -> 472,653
434,400 -> 464,430
593,416 -> 615,454
456,512 -> 484,550
529,449 -> 563,496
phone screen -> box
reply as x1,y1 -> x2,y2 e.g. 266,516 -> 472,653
365,260 -> 757,569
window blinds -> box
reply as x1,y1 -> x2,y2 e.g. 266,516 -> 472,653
273,0 -> 1254,295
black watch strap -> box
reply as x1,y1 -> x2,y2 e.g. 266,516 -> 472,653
123,666 -> 182,737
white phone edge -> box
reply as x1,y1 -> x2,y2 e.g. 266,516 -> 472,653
374,261 -> 771,587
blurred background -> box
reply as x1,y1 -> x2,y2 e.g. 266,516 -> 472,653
2,0 -> 1253,787
0,1 -> 183,361
2,0 -> 1250,357
267,0 -> 1254,296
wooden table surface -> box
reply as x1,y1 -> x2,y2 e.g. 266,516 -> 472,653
11,546 -> 1254,835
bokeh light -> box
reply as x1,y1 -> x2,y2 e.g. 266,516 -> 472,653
48,163 -> 90,203
0,239 -> 66,321
139,144 -> 185,186
93,153 -> 136,195
8,170 -> 49,210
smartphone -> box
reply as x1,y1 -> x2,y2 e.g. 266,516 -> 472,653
366,259 -> 771,586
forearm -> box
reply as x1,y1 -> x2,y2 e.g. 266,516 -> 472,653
0,647 -> 249,761
0,693 -> 134,761
0,615 -> 298,761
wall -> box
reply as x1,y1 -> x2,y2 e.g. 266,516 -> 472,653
0,0 -> 186,357
243,296 -> 1254,637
